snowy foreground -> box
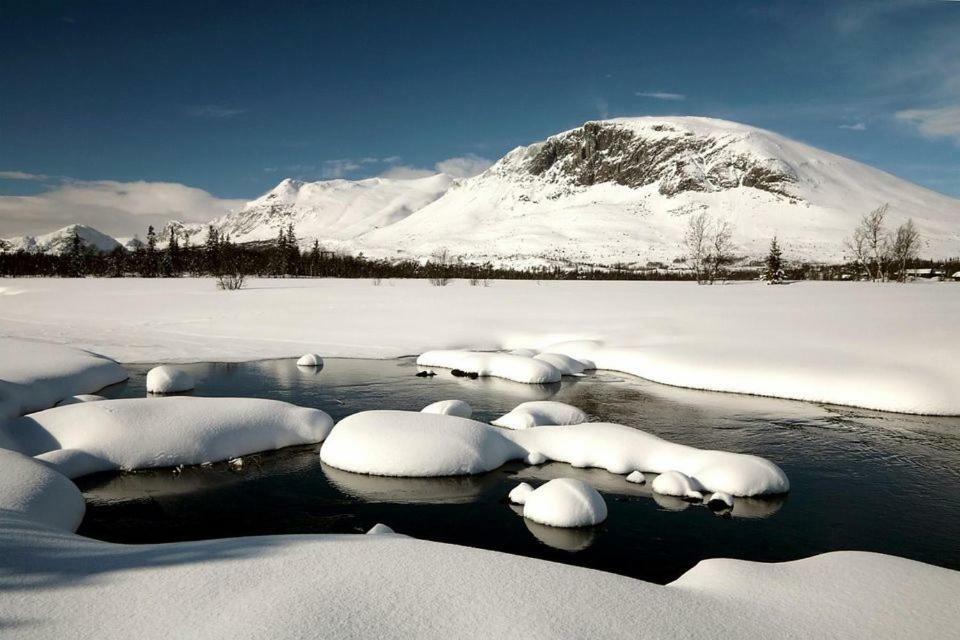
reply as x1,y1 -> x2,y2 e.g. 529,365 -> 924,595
1,278 -> 958,414
0,341 -> 959,637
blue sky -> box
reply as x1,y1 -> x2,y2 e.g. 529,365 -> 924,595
1,0 -> 958,236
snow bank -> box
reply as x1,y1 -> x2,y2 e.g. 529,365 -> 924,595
296,353 -> 324,368
491,400 -> 588,430
421,399 -> 473,418
522,478 -> 608,528
534,352 -> 588,375
417,350 -> 561,384
320,410 -> 524,477
0,448 -> 85,532
651,471 -> 704,500
145,365 -> 194,394
508,482 -> 534,505
0,338 -> 127,418
504,422 -> 789,496
0,397 -> 333,479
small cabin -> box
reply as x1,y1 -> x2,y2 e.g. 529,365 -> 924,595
903,268 -> 944,279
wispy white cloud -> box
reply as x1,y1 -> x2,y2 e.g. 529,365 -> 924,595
0,170 -> 49,181
895,106 -> 960,141
379,166 -> 437,180
381,154 -> 493,180
183,104 -> 247,119
0,179 -> 244,238
838,122 -> 868,131
635,91 -> 686,101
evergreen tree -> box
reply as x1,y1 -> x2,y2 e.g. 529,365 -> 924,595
204,226 -> 221,276
285,223 -> 300,275
66,227 -> 86,277
167,228 -> 181,276
308,239 -> 320,276
765,236 -> 784,284
145,225 -> 158,277
272,226 -> 288,276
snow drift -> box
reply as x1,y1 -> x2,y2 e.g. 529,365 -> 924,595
491,400 -> 588,429
521,478 -> 608,528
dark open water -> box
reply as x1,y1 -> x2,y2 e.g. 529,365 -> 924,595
77,358 -> 960,584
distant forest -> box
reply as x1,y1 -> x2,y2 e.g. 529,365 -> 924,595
1,224 -> 957,283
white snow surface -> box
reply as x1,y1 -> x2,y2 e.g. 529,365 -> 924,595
421,399 -> 473,418
417,350 -> 562,384
652,470 -> 706,500
0,338 -> 128,419
319,410 -> 786,496
145,365 -> 195,394
55,394 -> 105,406
491,400 -> 588,430
0,448 -> 85,531
533,352 -> 588,375
522,478 -> 608,528
0,397 -> 334,479
2,279 -> 959,415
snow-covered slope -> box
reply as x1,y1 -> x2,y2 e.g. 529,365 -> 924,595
355,117 -> 960,266
208,173 -> 455,244
2,224 -> 122,254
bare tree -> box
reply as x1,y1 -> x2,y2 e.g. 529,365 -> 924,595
684,212 -> 709,284
845,225 -> 871,280
846,204 -> 891,281
705,219 -> 735,284
428,248 -> 452,286
889,218 -> 921,282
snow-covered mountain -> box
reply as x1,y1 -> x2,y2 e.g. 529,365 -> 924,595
354,117 -> 960,266
1,224 -> 122,255
206,173 -> 455,245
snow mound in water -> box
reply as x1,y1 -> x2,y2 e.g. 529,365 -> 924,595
417,350 -> 561,384
534,353 -> 588,376
504,422 -> 789,496
707,492 -> 734,510
523,478 -> 608,528
320,410 -> 524,477
146,365 -> 195,394
0,338 -> 128,419
0,448 -> 85,531
55,394 -> 105,406
626,470 -> 646,484
421,399 -> 472,418
0,397 -> 334,479
508,482 -> 535,505
296,353 -> 324,368
492,401 -> 588,429
652,471 -> 704,500
366,523 -> 395,535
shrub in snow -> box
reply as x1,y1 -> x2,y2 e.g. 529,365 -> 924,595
366,523 -> 395,535
417,350 -> 561,384
533,353 -> 588,376
651,471 -> 704,500
146,365 -> 195,394
0,448 -> 85,532
0,338 -> 128,419
296,353 -> 324,368
421,399 -> 473,418
626,470 -> 646,484
55,394 -> 105,406
0,397 -> 334,479
320,410 -> 524,477
522,478 -> 608,528
492,401 -> 588,430
508,482 -> 534,505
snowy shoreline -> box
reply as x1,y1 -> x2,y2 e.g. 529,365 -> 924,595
1,277 -> 958,414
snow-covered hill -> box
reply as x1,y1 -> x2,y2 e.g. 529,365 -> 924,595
208,173 -> 455,245
346,117 -> 959,266
2,224 -> 122,255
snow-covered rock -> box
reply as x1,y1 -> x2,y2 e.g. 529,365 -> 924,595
652,471 -> 705,500
296,353 -> 324,368
417,350 -> 562,384
146,365 -> 195,394
534,353 -> 588,376
0,338 -> 128,419
626,470 -> 646,484
492,400 -> 588,430
320,410 -> 524,477
366,523 -> 395,535
526,451 -> 547,465
508,482 -> 534,505
707,492 -> 734,510
0,397 -> 334,479
522,478 -> 608,528
0,448 -> 85,532
506,422 -> 789,497
55,394 -> 106,406
421,399 -> 473,418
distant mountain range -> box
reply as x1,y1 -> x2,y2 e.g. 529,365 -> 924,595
5,117 -> 960,266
